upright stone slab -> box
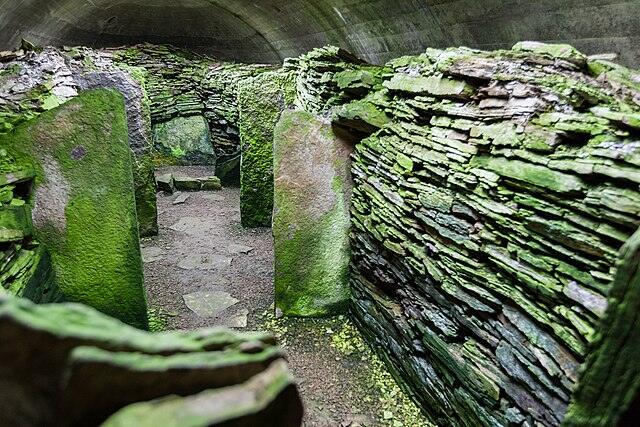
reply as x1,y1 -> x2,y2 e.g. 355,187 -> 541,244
273,110 -> 353,317
153,115 -> 215,166
0,89 -> 148,328
239,70 -> 295,228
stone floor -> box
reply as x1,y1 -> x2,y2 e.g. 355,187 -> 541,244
141,167 -> 429,427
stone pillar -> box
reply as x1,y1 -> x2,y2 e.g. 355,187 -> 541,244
272,110 -> 353,317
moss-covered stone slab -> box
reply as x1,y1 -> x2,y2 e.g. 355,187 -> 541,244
153,115 -> 215,166
273,110 -> 353,317
0,295 -> 295,427
0,204 -> 32,242
61,345 -> 283,425
238,70 -> 295,228
101,360 -> 303,427
0,89 -> 148,328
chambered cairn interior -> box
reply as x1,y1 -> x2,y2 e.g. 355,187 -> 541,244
1,1 -> 640,426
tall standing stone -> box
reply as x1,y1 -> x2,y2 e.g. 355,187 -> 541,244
273,110 -> 353,317
238,70 -> 294,228
0,89 -> 148,328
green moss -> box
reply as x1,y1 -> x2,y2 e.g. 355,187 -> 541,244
238,70 -> 295,228
153,116 -> 215,166
330,321 -> 432,427
0,89 -> 148,329
132,153 -> 158,237
273,111 -> 351,317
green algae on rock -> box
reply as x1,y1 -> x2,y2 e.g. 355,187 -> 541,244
101,360 -> 302,427
238,70 -> 295,228
153,115 -> 215,166
273,110 -> 353,317
0,89 -> 148,328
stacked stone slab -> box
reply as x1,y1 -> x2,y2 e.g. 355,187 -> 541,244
111,44 -> 211,123
202,61 -> 273,177
292,44 -> 640,425
0,148 -> 58,302
111,44 -> 272,179
0,294 -> 303,427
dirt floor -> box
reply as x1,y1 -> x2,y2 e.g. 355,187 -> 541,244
141,166 -> 429,427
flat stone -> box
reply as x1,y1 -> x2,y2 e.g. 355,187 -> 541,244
156,173 -> 174,194
224,309 -> 249,328
228,244 -> 254,255
198,176 -> 222,191
170,217 -> 216,236
172,192 -> 190,205
177,254 -> 233,271
183,291 -> 239,317
173,176 -> 201,191
141,246 -> 164,263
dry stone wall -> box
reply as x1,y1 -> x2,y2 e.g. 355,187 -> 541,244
110,44 -> 273,180
292,43 -> 640,425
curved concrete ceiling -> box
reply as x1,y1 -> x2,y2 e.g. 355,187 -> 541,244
1,0 -> 639,66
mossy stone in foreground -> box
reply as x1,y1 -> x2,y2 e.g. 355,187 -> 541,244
101,360 -> 303,427
0,295 -> 296,427
273,110 -> 353,317
0,89 -> 148,328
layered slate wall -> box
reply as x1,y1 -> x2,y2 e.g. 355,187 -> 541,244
110,44 -> 273,180
291,44 -> 640,425
1,1 -> 639,67
0,89 -> 149,328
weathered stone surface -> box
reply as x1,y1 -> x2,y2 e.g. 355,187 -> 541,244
156,173 -> 175,194
0,47 -> 159,237
564,228 -> 640,426
153,115 -> 215,166
0,295 -> 298,427
273,110 -> 353,317
183,291 -> 239,317
0,89 -> 148,328
238,70 -> 295,227
199,176 -> 222,191
101,360 -> 303,427
172,193 -> 190,205
293,44 -> 640,425
61,344 -> 282,425
174,176 -> 202,191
